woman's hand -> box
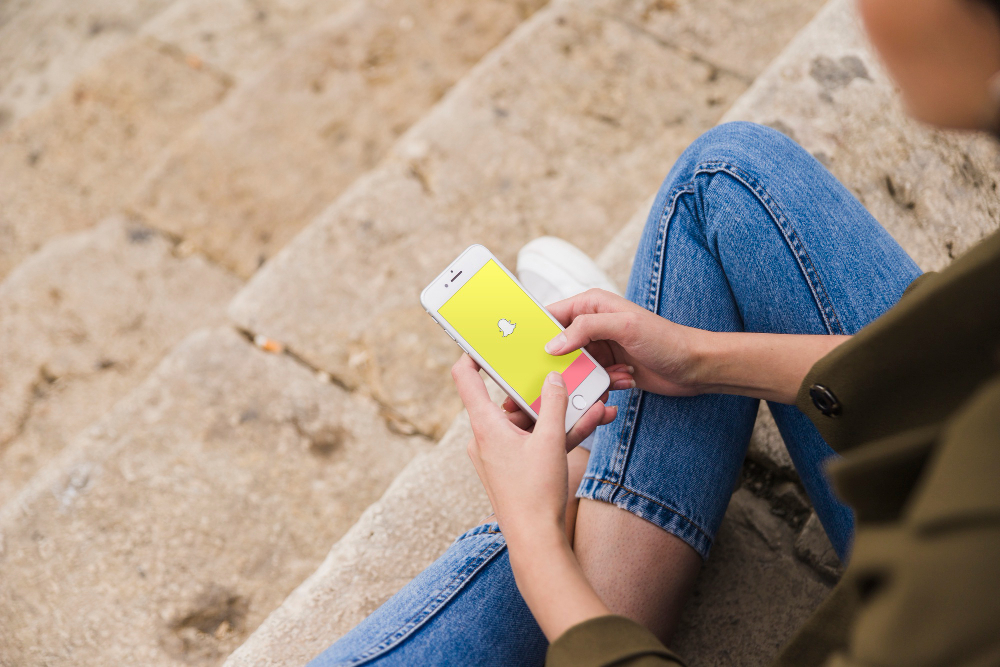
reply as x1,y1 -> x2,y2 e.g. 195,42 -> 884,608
540,288 -> 851,405
452,354 -> 613,640
544,289 -> 707,397
452,354 -> 614,540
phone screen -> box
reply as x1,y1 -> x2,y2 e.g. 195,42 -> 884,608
439,259 -> 597,412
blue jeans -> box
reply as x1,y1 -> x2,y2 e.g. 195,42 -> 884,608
308,123 -> 922,666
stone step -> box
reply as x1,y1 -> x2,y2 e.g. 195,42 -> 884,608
222,404 -> 830,667
0,0 -> 178,131
0,0 -> 432,283
0,37 -> 230,281
599,0 -> 999,279
130,0 -> 547,278
0,328 -> 430,666
138,0 -> 356,85
0,217 -> 241,507
724,0 -> 999,272
227,0 -> 827,439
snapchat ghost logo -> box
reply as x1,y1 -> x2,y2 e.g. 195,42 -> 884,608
498,318 -> 516,337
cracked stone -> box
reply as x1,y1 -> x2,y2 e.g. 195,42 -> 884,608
132,0 -> 547,278
0,217 -> 241,506
0,39 -> 229,281
0,0 -> 176,126
794,512 -> 844,582
747,402 -> 797,478
722,0 -> 999,272
0,328 -> 430,665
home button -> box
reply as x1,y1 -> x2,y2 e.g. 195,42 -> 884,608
571,394 -> 587,410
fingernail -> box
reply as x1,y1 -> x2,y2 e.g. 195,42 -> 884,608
613,379 -> 636,390
544,333 -> 567,354
626,366 -> 635,375
547,371 -> 565,388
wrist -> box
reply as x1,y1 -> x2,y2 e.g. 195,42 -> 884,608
504,516 -> 567,560
505,521 -> 610,641
679,326 -> 719,394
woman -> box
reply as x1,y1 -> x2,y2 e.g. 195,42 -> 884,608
311,0 -> 1000,664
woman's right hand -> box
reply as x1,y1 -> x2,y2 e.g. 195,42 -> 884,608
543,289 -> 708,398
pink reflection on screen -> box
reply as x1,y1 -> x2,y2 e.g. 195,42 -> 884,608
529,354 -> 597,414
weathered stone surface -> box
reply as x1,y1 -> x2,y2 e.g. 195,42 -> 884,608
772,480 -> 811,519
229,0 -> 822,437
595,193 -> 652,291
223,420 -> 829,666
0,0 -> 176,130
222,411 -> 491,667
140,0 -> 352,84
672,489 -> 831,665
594,0 -> 827,82
0,329 -> 429,666
0,218 -> 241,506
794,511 -> 844,582
0,38 -> 229,280
601,0 -> 999,335
133,0 -> 546,278
722,0 -> 1000,272
748,402 -> 797,478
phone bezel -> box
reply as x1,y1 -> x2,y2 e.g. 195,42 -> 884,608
420,244 -> 611,433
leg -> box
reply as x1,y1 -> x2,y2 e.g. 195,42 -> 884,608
575,122 -> 921,641
307,523 -> 547,666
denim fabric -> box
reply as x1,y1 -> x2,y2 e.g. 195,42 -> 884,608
308,523 -> 545,666
307,123 -> 922,666
578,122 -> 920,561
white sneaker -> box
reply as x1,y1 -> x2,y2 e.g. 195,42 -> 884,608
517,237 -> 620,451
516,236 -> 620,307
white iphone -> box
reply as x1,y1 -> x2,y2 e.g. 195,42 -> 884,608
421,244 -> 611,433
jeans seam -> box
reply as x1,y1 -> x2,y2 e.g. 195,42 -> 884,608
581,475 -> 713,543
345,537 -> 507,666
693,160 -> 845,335
606,183 -> 690,487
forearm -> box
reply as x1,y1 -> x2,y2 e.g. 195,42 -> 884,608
506,526 -> 611,642
692,332 -> 850,404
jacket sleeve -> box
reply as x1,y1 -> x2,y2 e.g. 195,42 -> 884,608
545,615 -> 686,667
826,377 -> 1000,666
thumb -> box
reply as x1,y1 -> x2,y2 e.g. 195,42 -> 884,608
535,371 -> 569,441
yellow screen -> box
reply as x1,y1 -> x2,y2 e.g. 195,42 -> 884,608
439,260 -> 582,405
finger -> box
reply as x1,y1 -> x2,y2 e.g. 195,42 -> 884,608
534,371 -> 570,443
586,340 -> 618,369
608,370 -> 635,389
545,312 -> 638,356
600,403 -> 619,425
565,402 -> 618,450
546,288 -> 619,326
501,396 -> 522,413
504,408 -> 534,432
452,355 -> 506,431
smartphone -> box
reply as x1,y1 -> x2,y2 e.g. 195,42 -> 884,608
421,244 -> 611,433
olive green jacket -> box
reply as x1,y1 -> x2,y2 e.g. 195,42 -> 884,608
547,229 -> 1000,667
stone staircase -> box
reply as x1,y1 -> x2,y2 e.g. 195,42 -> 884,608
1,0 -> 995,666
0,0 -> 543,536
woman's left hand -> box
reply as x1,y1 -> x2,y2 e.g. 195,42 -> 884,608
451,354 -> 614,541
